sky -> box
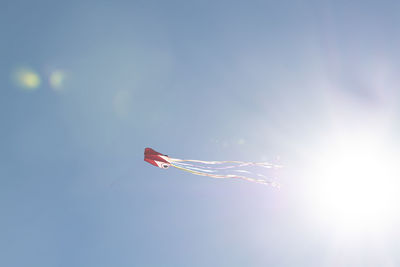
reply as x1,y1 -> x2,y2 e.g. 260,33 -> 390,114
1,0 -> 400,266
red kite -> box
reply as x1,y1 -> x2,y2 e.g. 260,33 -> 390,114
144,147 -> 281,187
144,148 -> 171,169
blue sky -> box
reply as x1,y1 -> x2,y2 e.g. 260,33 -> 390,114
1,0 -> 400,266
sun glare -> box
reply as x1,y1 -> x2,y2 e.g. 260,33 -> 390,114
307,129 -> 399,238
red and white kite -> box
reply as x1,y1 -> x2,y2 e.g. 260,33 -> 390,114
144,148 -> 171,169
144,147 -> 281,187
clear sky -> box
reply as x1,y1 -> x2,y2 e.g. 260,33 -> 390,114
1,0 -> 400,266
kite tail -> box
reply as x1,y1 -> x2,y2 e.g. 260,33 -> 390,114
169,158 -> 282,169
170,163 -> 280,188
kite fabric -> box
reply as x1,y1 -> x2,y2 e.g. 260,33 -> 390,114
144,148 -> 281,188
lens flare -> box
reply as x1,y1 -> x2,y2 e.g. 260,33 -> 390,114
113,90 -> 133,118
13,68 -> 41,90
49,70 -> 66,90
